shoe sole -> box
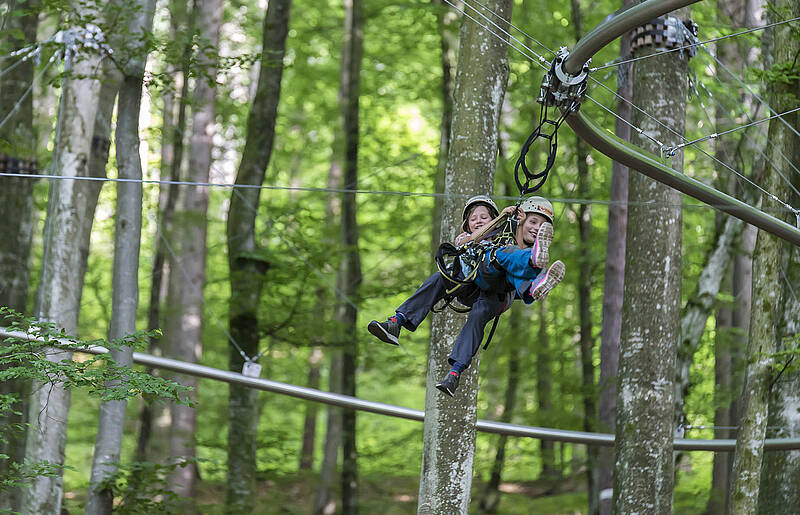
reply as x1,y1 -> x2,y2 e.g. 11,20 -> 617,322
368,321 -> 399,346
529,260 -> 565,302
532,222 -> 553,269
435,382 -> 455,397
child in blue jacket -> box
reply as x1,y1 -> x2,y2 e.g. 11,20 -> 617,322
368,195 -> 565,396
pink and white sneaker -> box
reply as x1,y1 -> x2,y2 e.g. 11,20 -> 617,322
530,222 -> 553,269
529,260 -> 565,302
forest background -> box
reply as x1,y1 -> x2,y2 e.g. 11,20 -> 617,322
0,0 -> 798,513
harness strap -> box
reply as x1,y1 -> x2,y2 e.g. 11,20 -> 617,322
483,315 -> 501,350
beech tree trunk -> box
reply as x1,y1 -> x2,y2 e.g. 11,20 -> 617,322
85,2 -> 155,513
612,4 -> 688,513
21,10 -> 118,512
730,2 -> 799,509
417,1 -> 511,512
0,2 -> 41,511
225,0 -> 291,511
597,2 -> 633,512
136,0 -> 193,465
166,0 -> 222,500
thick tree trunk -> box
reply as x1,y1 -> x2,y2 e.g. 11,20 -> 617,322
758,188 -> 800,511
85,3 -> 155,513
225,0 -> 291,511
729,2 -> 799,510
612,4 -> 688,514
430,0 -> 458,255
598,2 -> 632,512
477,306 -> 522,514
21,16 -> 117,512
417,1 -> 511,511
0,2 -> 41,511
166,0 -> 222,500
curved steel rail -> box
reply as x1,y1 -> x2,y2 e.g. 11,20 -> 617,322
562,0 -> 800,246
5,327 -> 800,451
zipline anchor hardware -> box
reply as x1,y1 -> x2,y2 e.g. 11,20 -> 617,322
538,47 -> 591,113
242,361 -> 262,378
630,16 -> 698,59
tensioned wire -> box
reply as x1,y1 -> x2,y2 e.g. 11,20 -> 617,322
448,0 -> 799,217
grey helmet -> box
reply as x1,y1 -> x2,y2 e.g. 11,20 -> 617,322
461,195 -> 499,232
519,196 -> 554,225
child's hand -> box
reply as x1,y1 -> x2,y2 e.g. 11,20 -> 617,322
500,205 -> 525,221
455,232 -> 469,246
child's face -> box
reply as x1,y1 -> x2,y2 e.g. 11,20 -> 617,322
520,213 -> 549,246
468,205 -> 493,233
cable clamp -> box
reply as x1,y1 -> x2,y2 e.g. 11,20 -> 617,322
242,360 -> 262,378
538,47 -> 591,113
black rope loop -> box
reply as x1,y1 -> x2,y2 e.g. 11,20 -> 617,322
514,104 -> 566,196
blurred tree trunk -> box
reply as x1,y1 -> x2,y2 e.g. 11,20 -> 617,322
417,1 -> 511,511
85,2 -> 155,513
758,181 -> 800,511
314,354 -> 342,514
537,300 -> 557,481
225,0 -> 291,511
569,4 -> 597,513
430,0 -> 458,255
597,2 -> 632,512
612,4 -> 688,513
21,10 -> 119,512
166,0 -> 222,500
0,1 -> 41,511
136,0 -> 193,465
299,347 -> 323,470
335,0 -> 364,512
477,306 -> 522,514
730,2 -> 799,509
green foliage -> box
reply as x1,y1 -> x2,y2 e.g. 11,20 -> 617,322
96,459 -> 196,514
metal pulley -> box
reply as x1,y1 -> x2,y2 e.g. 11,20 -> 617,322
537,47 -> 591,113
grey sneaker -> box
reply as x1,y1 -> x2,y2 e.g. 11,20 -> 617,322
531,222 -> 553,269
368,317 -> 400,345
529,260 -> 565,302
435,371 -> 460,397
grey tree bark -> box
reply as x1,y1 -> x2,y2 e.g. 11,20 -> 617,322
598,2 -> 633,512
166,0 -> 222,500
729,3 -> 800,510
417,2 -> 511,511
224,0 -> 291,511
536,300 -> 558,481
612,4 -> 688,514
757,180 -> 800,511
0,2 -> 41,511
21,9 -> 120,512
430,0 -> 458,255
136,0 -> 193,465
84,2 -> 155,513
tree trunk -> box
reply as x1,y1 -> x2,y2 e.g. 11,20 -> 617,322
477,306 -> 522,514
536,295 -> 557,482
0,2 -> 41,511
758,184 -> 800,511
729,1 -> 799,510
612,4 -> 688,513
315,353 -> 342,515
166,0 -> 222,500
335,0 -> 364,512
136,0 -> 193,465
417,1 -> 511,511
225,0 -> 291,511
430,0 -> 458,256
598,2 -> 632,512
21,14 -> 118,512
299,347 -> 323,470
85,3 -> 155,513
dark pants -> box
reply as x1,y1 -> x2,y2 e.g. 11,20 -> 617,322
396,272 -> 476,331
447,290 -> 514,369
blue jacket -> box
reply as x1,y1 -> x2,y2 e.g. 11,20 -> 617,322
473,244 -> 542,304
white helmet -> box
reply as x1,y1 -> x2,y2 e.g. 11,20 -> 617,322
461,195 -> 499,232
519,196 -> 554,225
